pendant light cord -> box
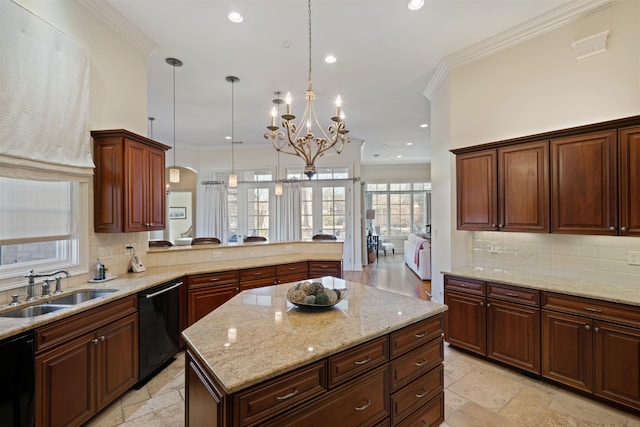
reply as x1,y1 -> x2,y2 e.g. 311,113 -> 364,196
172,64 -> 176,168
231,79 -> 235,175
308,0 -> 312,85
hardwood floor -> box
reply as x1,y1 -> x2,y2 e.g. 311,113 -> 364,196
344,253 -> 432,300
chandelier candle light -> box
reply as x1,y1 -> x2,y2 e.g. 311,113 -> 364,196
167,57 -> 183,183
264,0 -> 350,179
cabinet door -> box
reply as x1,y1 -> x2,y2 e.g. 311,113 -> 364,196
551,131 -> 617,234
188,284 -> 238,326
542,310 -> 593,393
93,138 -> 123,233
619,126 -> 640,236
308,261 -> 342,278
96,314 -> 139,410
124,139 -> 149,232
147,147 -> 166,231
594,321 -> 640,411
487,299 -> 540,374
456,149 -> 497,231
498,141 -> 549,232
36,333 -> 96,427
444,291 -> 486,355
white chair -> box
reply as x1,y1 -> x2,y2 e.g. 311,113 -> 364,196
381,242 -> 395,256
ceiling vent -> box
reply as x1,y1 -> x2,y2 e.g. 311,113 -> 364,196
572,30 -> 610,60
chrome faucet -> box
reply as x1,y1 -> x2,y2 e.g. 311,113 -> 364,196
23,269 -> 70,302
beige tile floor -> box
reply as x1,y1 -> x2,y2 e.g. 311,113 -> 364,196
86,258 -> 640,426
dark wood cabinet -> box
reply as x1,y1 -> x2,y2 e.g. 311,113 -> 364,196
551,130 -> 618,235
456,141 -> 549,232
619,126 -> 640,236
35,297 -> 138,427
456,149 -> 497,231
185,314 -> 444,427
542,292 -> 640,411
445,276 -> 541,374
92,129 -> 170,233
308,260 -> 342,278
239,265 -> 277,291
444,277 -> 486,356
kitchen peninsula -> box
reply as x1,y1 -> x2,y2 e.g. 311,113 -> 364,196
182,277 -> 448,426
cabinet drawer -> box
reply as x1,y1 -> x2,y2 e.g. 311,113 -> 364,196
276,262 -> 308,277
36,295 -> 137,353
265,366 -> 389,427
444,276 -> 485,296
390,315 -> 443,358
309,261 -> 342,277
188,270 -> 238,289
391,338 -> 443,392
278,272 -> 310,285
240,277 -> 278,291
239,266 -> 277,282
391,364 -> 443,425
235,361 -> 327,426
395,392 -> 444,427
543,292 -> 640,328
487,283 -> 539,306
328,336 -> 388,388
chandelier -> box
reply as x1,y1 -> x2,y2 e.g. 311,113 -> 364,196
264,0 -> 350,179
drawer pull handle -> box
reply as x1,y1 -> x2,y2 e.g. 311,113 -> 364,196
458,284 -> 468,288
289,267 -> 296,270
254,272 -> 263,276
319,265 -> 329,268
414,332 -> 427,338
416,388 -> 430,398
414,359 -> 428,367
584,306 -> 603,313
275,388 -> 299,401
354,399 -> 371,411
209,278 -> 220,282
505,292 -> 518,297
353,356 -> 371,366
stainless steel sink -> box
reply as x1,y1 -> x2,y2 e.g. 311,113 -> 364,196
0,304 -> 71,318
48,288 -> 118,305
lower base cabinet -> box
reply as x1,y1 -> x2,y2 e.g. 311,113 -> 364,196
35,296 -> 138,427
185,314 -> 444,427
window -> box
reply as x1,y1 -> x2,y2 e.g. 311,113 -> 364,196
0,177 -> 81,284
366,182 -> 431,238
301,187 -> 314,240
225,170 -> 273,241
321,186 -> 346,239
247,187 -> 269,238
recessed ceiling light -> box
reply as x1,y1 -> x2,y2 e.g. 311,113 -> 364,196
420,123 -> 429,128
324,55 -> 337,64
406,142 -> 413,146
225,136 -> 232,140
396,155 -> 403,158
407,0 -> 424,11
228,12 -> 243,23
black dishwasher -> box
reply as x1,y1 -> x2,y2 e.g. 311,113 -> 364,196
137,280 -> 182,386
0,331 -> 35,427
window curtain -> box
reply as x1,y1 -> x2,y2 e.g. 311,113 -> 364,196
277,181 -> 301,241
201,183 -> 227,243
0,1 -> 93,177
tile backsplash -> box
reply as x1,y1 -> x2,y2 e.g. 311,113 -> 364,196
469,232 -> 640,287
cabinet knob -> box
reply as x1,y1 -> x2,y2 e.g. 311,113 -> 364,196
585,324 -> 591,331
487,303 -> 491,307
91,338 -> 99,345
491,224 -> 496,227
479,301 -> 484,306
594,327 -> 600,333
498,224 -> 503,228
621,227 -> 628,232
609,226 -> 616,232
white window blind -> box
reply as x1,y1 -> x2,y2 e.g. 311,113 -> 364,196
0,177 -> 73,244
0,1 -> 93,177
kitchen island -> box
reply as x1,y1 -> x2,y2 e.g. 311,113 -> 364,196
182,276 -> 448,426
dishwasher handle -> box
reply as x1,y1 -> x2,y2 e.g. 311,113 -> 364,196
143,282 -> 183,299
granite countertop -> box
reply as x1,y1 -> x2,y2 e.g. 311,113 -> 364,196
0,248 -> 345,341
443,267 -> 640,307
181,276 -> 448,394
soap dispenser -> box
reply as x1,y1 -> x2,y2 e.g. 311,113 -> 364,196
94,258 -> 104,280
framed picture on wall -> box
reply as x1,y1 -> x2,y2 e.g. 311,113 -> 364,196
169,206 -> 186,220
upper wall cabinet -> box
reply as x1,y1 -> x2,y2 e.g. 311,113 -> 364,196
619,126 -> 640,236
456,141 -> 549,232
551,130 -> 617,235
453,115 -> 640,237
92,129 -> 171,233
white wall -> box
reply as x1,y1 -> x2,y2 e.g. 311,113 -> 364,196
431,1 -> 640,292
361,164 -> 430,183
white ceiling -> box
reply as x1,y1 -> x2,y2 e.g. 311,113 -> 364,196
83,0 -> 593,166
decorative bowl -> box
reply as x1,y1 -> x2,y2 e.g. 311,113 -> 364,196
287,281 -> 349,310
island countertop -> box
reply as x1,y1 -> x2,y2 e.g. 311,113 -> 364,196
181,276 -> 447,394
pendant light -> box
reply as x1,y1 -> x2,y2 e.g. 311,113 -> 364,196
167,57 -> 182,183
226,76 -> 239,187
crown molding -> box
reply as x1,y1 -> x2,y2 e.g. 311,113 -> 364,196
76,0 -> 158,56
424,0 -> 618,100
